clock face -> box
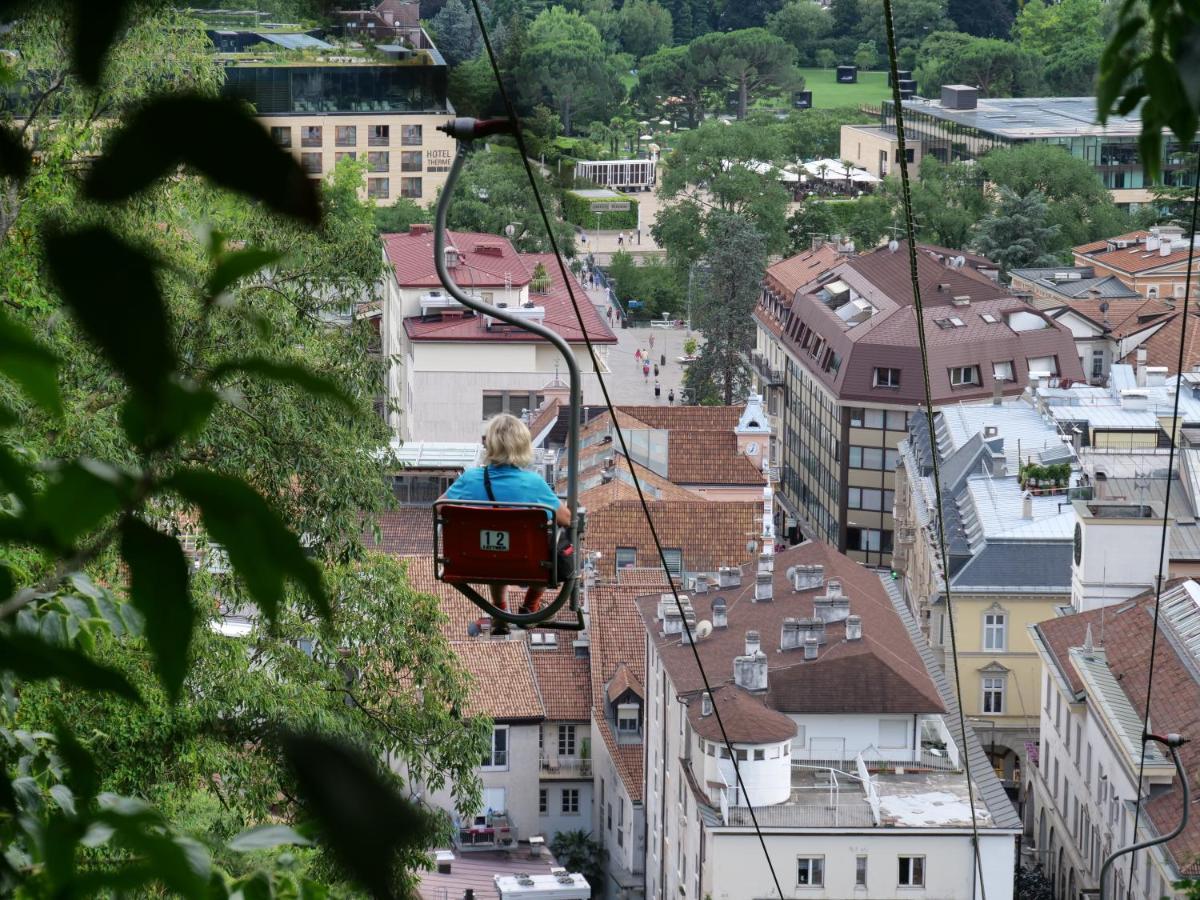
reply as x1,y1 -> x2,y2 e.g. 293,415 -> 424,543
747,441 -> 759,454
1074,523 -> 1082,566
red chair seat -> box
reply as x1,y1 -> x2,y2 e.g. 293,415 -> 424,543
435,501 -> 557,587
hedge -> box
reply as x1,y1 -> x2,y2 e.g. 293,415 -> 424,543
562,189 -> 639,230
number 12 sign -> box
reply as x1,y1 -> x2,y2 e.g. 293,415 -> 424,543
480,530 -> 510,552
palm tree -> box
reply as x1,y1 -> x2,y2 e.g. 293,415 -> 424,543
549,830 -> 607,890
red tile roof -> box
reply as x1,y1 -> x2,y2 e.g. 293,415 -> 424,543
1117,310 -> 1200,373
449,639 -> 545,722
384,227 -> 530,290
765,245 -> 842,298
529,637 -> 592,722
636,541 -> 944,715
1074,231 -> 1200,274
365,508 -> 434,556
690,682 -> 797,743
1054,298 -> 1174,340
605,661 -> 644,703
1034,583 -> 1200,874
1074,231 -> 1151,255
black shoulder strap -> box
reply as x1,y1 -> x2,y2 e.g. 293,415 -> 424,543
482,465 -> 497,502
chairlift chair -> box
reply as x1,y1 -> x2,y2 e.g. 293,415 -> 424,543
431,117 -> 584,632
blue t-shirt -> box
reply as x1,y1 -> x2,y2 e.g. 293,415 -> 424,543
445,464 -> 560,512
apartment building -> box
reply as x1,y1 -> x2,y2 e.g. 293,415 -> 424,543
1073,226 -> 1200,302
1028,579 -> 1200,899
753,239 -> 1083,566
218,28 -> 456,206
637,537 -> 1020,900
378,225 -> 616,441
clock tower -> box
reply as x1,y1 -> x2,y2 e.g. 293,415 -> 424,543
734,392 -> 772,467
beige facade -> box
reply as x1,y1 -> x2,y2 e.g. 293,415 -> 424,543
264,112 -> 455,206
839,124 -> 922,179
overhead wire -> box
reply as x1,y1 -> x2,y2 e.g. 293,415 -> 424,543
460,4 -> 787,897
1122,153 -> 1200,900
879,2 -> 988,897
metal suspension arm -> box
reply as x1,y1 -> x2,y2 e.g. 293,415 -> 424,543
1097,733 -> 1190,900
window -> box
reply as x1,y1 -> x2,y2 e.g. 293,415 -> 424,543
983,674 -> 1005,713
949,365 -> 980,386
754,749 -> 765,760
335,151 -> 357,164
300,153 -> 322,174
879,719 -> 908,748
616,547 -> 636,568
539,789 -> 547,815
662,548 -> 683,576
270,126 -> 291,148
401,177 -> 422,199
335,125 -> 356,147
400,124 -> 421,146
873,367 -> 901,388
401,150 -> 423,172
1092,349 -> 1105,379
886,409 -> 908,430
993,360 -> 1014,381
367,151 -> 389,173
983,611 -> 1007,650
482,726 -> 508,768
483,390 -> 544,419
1027,355 -> 1059,375
606,801 -> 612,830
898,856 -> 925,887
856,855 -> 868,887
796,856 -> 824,887
559,724 -> 577,756
370,124 -> 390,146
561,788 -> 580,814
617,703 -> 640,734
367,178 -> 390,199
848,527 -> 892,553
301,125 -> 322,147
617,799 -> 625,846
848,488 -> 894,511
1176,282 -> 1188,298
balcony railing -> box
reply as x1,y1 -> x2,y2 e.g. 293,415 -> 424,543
749,350 -> 784,385
539,756 -> 592,778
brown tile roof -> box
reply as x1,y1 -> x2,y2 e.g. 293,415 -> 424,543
398,555 -> 486,640
585,499 -> 762,584
1053,298 -> 1174,340
1117,310 -> 1200,373
1074,231 -> 1199,274
765,244 -> 842,297
613,405 -> 746,431
385,227 -> 530,290
617,567 -> 683,588
529,637 -> 591,722
1034,582 -> 1200,874
844,240 -> 1008,308
589,584 -> 659,801
690,683 -> 797,743
365,508 -> 434,556
449,639 -> 545,722
636,541 -> 944,716
1074,231 -> 1151,255
605,662 -> 644,703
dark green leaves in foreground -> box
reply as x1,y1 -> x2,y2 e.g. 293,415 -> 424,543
282,734 -> 436,900
208,357 -> 354,410
84,95 -> 322,226
0,310 -> 62,416
168,471 -> 328,620
120,517 -> 194,702
0,123 -> 31,180
0,630 -> 138,701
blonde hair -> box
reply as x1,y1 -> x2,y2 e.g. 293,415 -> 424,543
483,413 -> 534,468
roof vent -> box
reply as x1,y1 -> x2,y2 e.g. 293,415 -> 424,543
754,571 -> 773,602
711,597 -> 728,628
701,691 -> 713,716
444,247 -> 459,268
789,564 -> 825,592
475,243 -> 505,257
952,295 -> 971,306
744,630 -> 761,656
757,552 -> 774,575
663,607 -> 683,635
409,223 -> 432,235
846,614 -> 863,640
780,617 -> 801,650
718,566 -> 742,588
803,632 -> 819,659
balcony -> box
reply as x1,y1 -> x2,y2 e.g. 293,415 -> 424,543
539,756 -> 592,779
749,350 -> 784,386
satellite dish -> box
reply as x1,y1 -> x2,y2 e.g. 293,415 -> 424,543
505,224 -> 516,237
746,540 -> 758,554
786,566 -> 797,580
954,255 -> 967,268
695,620 -> 714,640
888,239 -> 899,252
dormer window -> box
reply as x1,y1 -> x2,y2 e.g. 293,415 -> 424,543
617,703 -> 641,735
444,247 -> 460,268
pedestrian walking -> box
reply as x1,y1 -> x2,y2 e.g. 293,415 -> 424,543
654,380 -> 661,399
617,232 -> 624,248
643,363 -> 650,381
660,353 -> 666,367
653,364 -> 659,377
649,334 -> 655,349
635,348 -> 642,363
668,388 -> 675,404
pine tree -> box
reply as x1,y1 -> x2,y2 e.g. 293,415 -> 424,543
971,187 -> 1062,274
431,0 -> 482,66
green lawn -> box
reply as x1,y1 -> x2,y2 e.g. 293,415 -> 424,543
797,67 -> 891,109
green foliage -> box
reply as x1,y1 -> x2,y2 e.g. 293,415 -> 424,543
448,54 -> 499,118
947,0 -> 1015,40
549,830 -> 608,891
766,2 -> 833,66
431,0 -> 483,66
880,156 -> 987,249
563,189 -> 639,229
1015,865 -> 1055,900
616,0 -> 674,59
915,31 -> 1046,97
971,187 -> 1062,273
1019,461 -> 1071,487
1015,0 -> 1104,95
373,198 -> 430,234
605,250 -> 686,318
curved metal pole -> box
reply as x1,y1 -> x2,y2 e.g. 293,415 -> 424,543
433,129 -> 583,625
1098,734 -> 1189,900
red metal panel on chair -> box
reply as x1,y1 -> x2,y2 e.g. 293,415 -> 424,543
436,502 -> 556,586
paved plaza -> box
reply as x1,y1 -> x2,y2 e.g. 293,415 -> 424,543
598,323 -> 697,405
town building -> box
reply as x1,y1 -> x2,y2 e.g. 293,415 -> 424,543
894,397 -> 1079,793
637,538 -> 1020,900
842,88 -> 1198,209
753,239 -> 1083,566
1073,226 -> 1200,302
1028,579 -> 1200,899
378,225 -> 616,441
218,27 -> 456,206
331,0 -> 424,44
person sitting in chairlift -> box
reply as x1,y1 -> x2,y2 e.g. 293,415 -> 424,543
444,414 -> 572,632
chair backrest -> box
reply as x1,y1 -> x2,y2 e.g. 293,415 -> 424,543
436,501 -> 556,586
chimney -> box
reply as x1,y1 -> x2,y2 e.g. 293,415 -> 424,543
712,597 -> 728,628
1136,348 -> 1148,387
1161,243 -> 1172,257
744,630 -> 761,656
1146,235 -> 1160,252
701,691 -> 713,716
988,450 -> 1007,477
733,649 -> 768,692
992,375 -> 1003,406
1022,490 -> 1033,520
780,617 -> 801,650
681,612 -> 698,644
663,608 -> 683,635
718,566 -> 742,588
754,572 -> 773,602
791,564 -> 825,591
757,552 -> 774,575
409,223 -> 432,235
803,632 -> 819,660
846,614 -> 863,640
797,617 -> 827,645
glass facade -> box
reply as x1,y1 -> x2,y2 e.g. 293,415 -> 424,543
223,64 -> 449,114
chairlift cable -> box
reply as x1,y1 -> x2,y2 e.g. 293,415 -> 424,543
880,2 -> 988,896
459,3 -> 788,896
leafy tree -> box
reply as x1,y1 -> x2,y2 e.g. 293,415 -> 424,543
549,830 -> 608,891
373,198 -> 430,233
700,28 -> 799,120
853,41 -> 877,70
1013,0 -> 1103,94
651,198 -> 710,270
879,156 -> 987,249
717,0 -> 787,31
915,31 -> 1046,97
830,0 -> 861,40
971,187 -> 1062,273
782,107 -> 874,158
605,250 -> 686,317
836,194 -> 893,249
766,1 -> 833,65
519,7 -> 624,132
686,210 -> 766,404
662,0 -> 714,43
858,0 -> 955,58
448,54 -> 499,117
815,47 -> 837,68
430,0 -> 483,66
947,0 -> 1015,39
617,0 -> 674,59
636,44 -> 716,127
786,199 -> 839,253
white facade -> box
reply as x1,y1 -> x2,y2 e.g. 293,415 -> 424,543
591,724 -> 646,899
1070,500 -> 1172,611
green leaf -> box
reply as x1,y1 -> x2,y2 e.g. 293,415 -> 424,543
68,0 -> 132,87
0,767 -> 14,812
44,227 -> 175,401
208,357 -> 354,410
0,123 -> 30,179
54,717 -> 99,803
119,517 -> 194,703
230,872 -> 273,900
167,470 -> 327,621
281,733 -> 437,900
0,446 -> 33,509
49,783 -> 76,817
0,630 -> 139,701
34,459 -> 128,549
121,380 -> 217,451
0,310 -> 61,416
83,95 -> 322,226
207,248 -> 282,300
92,798 -> 211,900
228,824 -> 314,852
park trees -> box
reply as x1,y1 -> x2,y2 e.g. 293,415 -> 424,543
766,1 -> 833,66
617,0 -> 675,59
971,188 -> 1063,272
947,0 -> 1015,39
636,44 -> 715,128
430,0 -> 483,66
1012,0 -> 1104,94
914,31 -> 1045,97
701,28 -> 799,119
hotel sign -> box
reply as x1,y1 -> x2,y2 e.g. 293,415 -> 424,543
590,201 -> 631,212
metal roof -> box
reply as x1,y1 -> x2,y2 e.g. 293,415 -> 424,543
950,540 -> 1072,592
378,441 -> 482,468
1069,647 -> 1170,766
1161,579 -> 1200,661
897,95 -> 1146,140
258,32 -> 333,49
